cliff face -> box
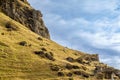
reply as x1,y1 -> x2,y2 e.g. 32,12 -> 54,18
0,0 -> 50,39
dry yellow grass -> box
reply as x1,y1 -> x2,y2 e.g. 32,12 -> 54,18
0,12 -> 107,80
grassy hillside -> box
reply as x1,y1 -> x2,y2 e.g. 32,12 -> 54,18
0,12 -> 119,80
0,10 -> 99,80
0,12 -> 83,79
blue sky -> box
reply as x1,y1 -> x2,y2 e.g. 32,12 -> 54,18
29,0 -> 120,69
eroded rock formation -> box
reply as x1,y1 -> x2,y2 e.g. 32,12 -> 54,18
0,0 -> 50,39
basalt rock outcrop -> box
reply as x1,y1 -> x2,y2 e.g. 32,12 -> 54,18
76,54 -> 99,64
94,66 -> 120,79
0,0 -> 50,39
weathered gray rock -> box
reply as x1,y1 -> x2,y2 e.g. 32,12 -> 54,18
76,54 -> 99,64
0,0 -> 50,39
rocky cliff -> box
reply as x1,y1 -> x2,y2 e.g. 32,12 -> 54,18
0,0 -> 50,39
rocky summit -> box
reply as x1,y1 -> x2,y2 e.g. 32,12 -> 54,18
0,0 -> 120,80
0,0 -> 50,39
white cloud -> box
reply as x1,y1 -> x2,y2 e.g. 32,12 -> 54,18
44,13 -> 120,52
100,56 -> 120,69
82,0 -> 119,14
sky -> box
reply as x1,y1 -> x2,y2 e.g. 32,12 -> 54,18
28,0 -> 120,69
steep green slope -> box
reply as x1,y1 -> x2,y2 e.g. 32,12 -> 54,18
0,12 -> 120,80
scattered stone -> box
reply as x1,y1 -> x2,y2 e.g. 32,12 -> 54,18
45,53 -> 55,61
34,51 -> 45,58
73,71 -> 81,75
76,54 -> 99,64
81,71 -> 89,78
6,22 -> 18,31
73,65 -> 80,69
66,57 -> 75,62
34,51 -> 44,55
34,50 -> 55,61
19,41 -> 27,46
76,57 -> 83,64
67,72 -> 73,77
65,64 -> 80,70
65,64 -> 73,70
57,72 -> 65,77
